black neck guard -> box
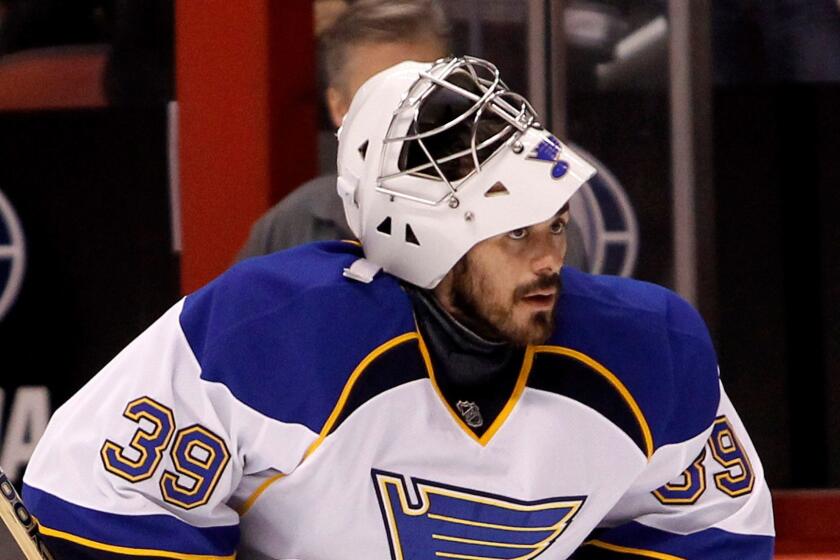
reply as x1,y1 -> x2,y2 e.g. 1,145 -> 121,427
405,285 -> 525,436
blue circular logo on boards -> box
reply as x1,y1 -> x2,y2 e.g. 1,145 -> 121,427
568,145 -> 639,277
0,189 -> 26,321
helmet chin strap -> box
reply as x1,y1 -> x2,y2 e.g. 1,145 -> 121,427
336,176 -> 361,234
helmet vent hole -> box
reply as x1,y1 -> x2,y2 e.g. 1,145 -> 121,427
376,217 -> 392,235
405,224 -> 420,246
484,182 -> 510,197
358,140 -> 369,160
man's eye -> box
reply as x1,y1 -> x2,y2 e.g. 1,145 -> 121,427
507,228 -> 528,240
550,221 -> 567,235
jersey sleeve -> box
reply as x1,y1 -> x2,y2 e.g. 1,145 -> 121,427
574,384 -> 774,559
573,290 -> 775,560
22,299 -> 317,560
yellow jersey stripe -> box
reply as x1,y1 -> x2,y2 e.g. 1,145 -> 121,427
38,524 -> 235,560
416,331 -> 482,444
432,533 -> 538,549
480,347 -> 534,445
533,345 -> 655,458
435,552 -> 510,560
238,332 -> 419,515
427,513 -> 556,532
307,331 -> 419,453
585,539 -> 685,560
236,471 -> 286,515
419,328 -> 536,447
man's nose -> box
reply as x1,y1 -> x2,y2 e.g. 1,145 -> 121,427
530,237 -> 564,275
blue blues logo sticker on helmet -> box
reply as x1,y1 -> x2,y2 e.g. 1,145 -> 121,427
0,189 -> 26,321
528,136 -> 570,179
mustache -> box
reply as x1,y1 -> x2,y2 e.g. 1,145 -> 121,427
514,273 -> 561,300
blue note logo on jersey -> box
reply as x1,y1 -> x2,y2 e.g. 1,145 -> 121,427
0,189 -> 26,322
527,135 -> 570,179
372,469 -> 586,560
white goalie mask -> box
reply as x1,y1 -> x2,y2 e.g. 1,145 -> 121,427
336,56 -> 596,289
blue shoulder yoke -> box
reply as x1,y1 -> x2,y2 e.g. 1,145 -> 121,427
179,242 -> 417,433
553,268 -> 720,451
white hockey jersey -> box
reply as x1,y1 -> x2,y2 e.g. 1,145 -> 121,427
23,242 -> 774,559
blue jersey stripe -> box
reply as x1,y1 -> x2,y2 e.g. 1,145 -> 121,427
583,521 -> 773,559
23,484 -> 239,557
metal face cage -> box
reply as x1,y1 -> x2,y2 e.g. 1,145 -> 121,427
377,56 -> 542,207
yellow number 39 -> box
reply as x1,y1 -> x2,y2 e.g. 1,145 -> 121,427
653,415 -> 755,505
100,397 -> 231,510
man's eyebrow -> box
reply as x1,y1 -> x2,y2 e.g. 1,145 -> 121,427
554,203 -> 570,217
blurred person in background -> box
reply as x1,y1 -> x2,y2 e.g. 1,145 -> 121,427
236,0 -> 591,268
236,0 -> 449,260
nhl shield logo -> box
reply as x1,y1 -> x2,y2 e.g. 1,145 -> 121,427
455,400 -> 483,428
373,470 -> 585,560
0,189 -> 26,321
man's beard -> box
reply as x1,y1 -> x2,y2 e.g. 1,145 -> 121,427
448,257 -> 561,347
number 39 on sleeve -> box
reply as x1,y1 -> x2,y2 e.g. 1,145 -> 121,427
100,396 -> 231,510
653,415 -> 755,505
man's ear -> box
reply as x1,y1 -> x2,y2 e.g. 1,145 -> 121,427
326,86 -> 351,129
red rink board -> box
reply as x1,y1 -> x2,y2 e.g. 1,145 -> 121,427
774,490 -> 840,557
